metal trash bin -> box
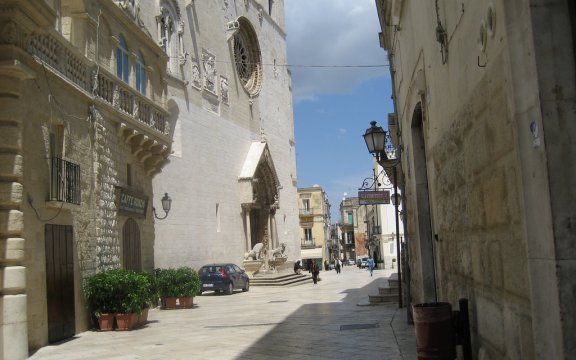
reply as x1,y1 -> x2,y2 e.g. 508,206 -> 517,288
413,302 -> 456,360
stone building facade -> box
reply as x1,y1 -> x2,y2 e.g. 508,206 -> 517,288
149,0 -> 300,271
0,0 -> 174,358
297,186 -> 330,268
376,0 -> 575,358
339,197 -> 368,261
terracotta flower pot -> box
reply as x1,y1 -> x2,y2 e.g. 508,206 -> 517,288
138,308 -> 149,326
98,313 -> 114,331
115,313 -> 137,331
178,296 -> 193,309
163,297 -> 177,309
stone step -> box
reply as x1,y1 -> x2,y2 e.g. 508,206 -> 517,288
379,287 -> 399,295
388,279 -> 399,288
369,293 -> 399,304
250,273 -> 313,287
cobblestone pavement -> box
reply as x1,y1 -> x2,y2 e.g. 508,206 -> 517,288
29,267 -> 417,360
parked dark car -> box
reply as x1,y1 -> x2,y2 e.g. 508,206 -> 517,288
198,263 -> 250,295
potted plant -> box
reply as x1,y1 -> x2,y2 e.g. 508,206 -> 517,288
114,270 -> 151,330
138,271 -> 157,325
84,271 -> 117,331
156,268 -> 179,309
175,266 -> 201,308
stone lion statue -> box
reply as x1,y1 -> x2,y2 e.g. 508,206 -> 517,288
270,243 -> 287,258
244,242 -> 264,260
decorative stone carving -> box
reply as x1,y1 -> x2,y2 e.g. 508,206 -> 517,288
220,76 -> 229,104
244,242 -> 264,260
270,242 -> 287,259
243,259 -> 263,276
1,21 -> 18,45
191,61 -> 201,89
202,50 -> 217,95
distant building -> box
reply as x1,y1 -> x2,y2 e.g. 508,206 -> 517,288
339,197 -> 367,261
377,0 -> 576,358
297,186 -> 330,269
365,163 -> 403,269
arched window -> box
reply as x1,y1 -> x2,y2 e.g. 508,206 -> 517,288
116,34 -> 129,83
135,51 -> 147,95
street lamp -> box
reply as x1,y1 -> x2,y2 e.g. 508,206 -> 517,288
363,120 -> 403,308
153,192 -> 172,220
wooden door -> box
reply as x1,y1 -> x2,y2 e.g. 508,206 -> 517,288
122,218 -> 141,271
45,224 -> 75,343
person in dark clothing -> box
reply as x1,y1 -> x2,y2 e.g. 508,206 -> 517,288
294,260 -> 302,274
335,259 -> 341,274
312,262 -> 320,284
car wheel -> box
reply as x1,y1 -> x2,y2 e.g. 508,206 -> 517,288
226,282 -> 234,295
242,280 -> 250,292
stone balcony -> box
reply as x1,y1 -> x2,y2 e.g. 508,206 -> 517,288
26,30 -> 171,176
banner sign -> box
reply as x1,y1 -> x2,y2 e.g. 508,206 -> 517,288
116,188 -> 148,217
358,190 -> 390,205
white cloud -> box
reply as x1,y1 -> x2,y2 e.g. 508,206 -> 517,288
285,0 -> 388,103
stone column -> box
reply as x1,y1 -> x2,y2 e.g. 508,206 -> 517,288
242,204 -> 251,251
0,61 -> 35,360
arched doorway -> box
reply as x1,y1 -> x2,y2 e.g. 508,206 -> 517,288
122,218 -> 141,271
239,142 -> 280,254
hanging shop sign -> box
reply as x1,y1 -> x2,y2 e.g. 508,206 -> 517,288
115,187 -> 148,217
358,190 -> 390,205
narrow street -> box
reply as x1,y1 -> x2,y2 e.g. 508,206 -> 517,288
29,267 -> 416,360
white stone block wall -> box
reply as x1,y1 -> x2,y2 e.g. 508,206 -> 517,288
150,0 -> 300,269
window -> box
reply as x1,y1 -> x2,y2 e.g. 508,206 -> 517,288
157,2 -> 184,75
135,51 -> 147,95
233,18 -> 262,95
126,163 -> 132,186
116,34 -> 129,83
302,198 -> 311,214
304,228 -> 312,241
347,231 -> 354,244
347,211 -> 353,224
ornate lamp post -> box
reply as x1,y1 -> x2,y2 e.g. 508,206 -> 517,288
363,121 -> 403,308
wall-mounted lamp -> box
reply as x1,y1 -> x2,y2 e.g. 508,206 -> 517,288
153,192 -> 172,220
363,120 -> 399,167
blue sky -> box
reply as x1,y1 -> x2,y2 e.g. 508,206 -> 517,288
285,0 -> 395,221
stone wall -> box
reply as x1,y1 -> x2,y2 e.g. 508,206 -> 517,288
377,0 -> 575,358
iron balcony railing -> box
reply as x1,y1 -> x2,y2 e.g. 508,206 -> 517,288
299,208 -> 315,216
50,157 -> 81,204
301,238 -> 316,247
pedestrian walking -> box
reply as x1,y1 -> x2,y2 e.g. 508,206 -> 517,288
312,262 -> 320,284
335,259 -> 341,274
367,255 -> 375,277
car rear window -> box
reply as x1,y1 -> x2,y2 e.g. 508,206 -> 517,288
200,265 -> 223,273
